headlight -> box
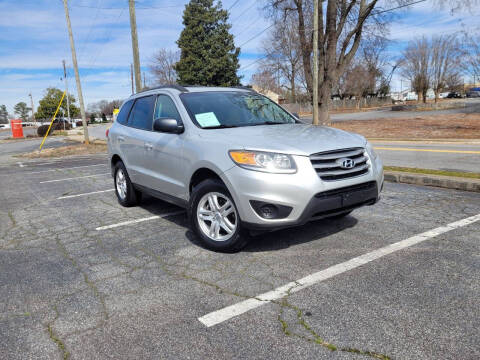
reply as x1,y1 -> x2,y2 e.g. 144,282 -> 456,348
366,142 -> 378,160
229,150 -> 296,173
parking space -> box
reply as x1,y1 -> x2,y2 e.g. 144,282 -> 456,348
1,155 -> 479,359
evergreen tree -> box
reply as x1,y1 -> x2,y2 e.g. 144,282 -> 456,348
0,105 -> 8,124
175,0 -> 241,86
14,102 -> 31,122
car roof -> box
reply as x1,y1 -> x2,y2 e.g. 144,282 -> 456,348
127,85 -> 253,100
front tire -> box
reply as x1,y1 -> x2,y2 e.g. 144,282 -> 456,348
114,161 -> 140,207
189,179 -> 248,252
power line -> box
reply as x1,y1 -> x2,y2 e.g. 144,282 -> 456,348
227,0 -> 241,11
85,7 -> 126,69
239,55 -> 268,71
233,14 -> 263,37
238,0 -> 429,73
77,0 -> 103,62
70,2 -> 182,10
231,0 -> 256,22
238,23 -> 275,48
371,0 -> 428,16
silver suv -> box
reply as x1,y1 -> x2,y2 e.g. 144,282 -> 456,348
108,85 -> 383,251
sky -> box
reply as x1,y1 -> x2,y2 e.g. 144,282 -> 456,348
0,0 -> 478,115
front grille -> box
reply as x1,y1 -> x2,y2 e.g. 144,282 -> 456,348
310,147 -> 369,181
315,181 -> 377,198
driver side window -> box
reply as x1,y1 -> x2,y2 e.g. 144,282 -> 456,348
154,95 -> 181,122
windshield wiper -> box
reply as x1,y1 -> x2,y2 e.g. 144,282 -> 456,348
250,121 -> 287,126
203,124 -> 238,129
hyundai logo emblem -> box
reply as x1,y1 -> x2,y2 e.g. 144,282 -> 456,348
338,158 -> 355,169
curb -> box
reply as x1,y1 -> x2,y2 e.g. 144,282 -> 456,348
384,171 -> 480,193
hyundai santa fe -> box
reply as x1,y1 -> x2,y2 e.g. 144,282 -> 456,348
108,85 -> 384,251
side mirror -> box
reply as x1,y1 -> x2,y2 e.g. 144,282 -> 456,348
153,118 -> 184,134
292,112 -> 299,119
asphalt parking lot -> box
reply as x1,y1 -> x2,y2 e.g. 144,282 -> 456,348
1,155 -> 479,360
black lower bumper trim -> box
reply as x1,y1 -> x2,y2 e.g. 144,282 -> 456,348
243,181 -> 379,231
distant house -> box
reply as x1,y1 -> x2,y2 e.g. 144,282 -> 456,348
251,85 -> 286,104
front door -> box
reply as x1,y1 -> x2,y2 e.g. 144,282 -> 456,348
141,94 -> 186,199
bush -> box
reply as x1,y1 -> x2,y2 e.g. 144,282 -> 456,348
54,122 -> 72,131
76,120 -> 88,127
37,122 -> 71,137
37,125 -> 50,137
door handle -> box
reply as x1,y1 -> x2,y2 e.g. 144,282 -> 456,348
118,136 -> 125,142
144,142 -> 153,150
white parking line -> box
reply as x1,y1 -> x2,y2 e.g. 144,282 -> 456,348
39,173 -> 110,184
95,210 -> 185,231
26,164 -> 106,175
58,189 -> 114,199
198,213 -> 480,328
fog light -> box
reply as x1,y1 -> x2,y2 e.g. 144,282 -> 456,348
260,205 -> 278,219
250,200 -> 293,220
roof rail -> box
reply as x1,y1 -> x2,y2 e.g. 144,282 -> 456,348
173,84 -> 256,92
232,85 -> 255,92
137,85 -> 189,94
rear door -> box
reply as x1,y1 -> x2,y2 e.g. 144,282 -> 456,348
141,94 -> 186,199
111,99 -> 134,167
123,95 -> 156,185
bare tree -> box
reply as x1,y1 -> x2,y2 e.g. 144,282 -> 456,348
150,48 -> 180,85
430,34 -> 463,102
463,33 -> 480,83
262,14 -> 302,102
251,69 -> 280,93
445,72 -> 464,92
267,0 -> 395,124
401,37 -> 430,103
88,99 -> 123,116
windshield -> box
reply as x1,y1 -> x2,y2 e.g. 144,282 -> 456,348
180,91 -> 296,129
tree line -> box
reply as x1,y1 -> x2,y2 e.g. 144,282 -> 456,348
149,0 -> 478,124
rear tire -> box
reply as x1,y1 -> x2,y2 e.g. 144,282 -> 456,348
189,179 -> 248,252
114,161 -> 140,207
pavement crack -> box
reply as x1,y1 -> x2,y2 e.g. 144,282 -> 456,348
46,305 -> 70,360
274,285 -> 391,360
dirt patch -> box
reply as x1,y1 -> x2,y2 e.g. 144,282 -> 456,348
17,141 -> 107,159
332,113 -> 480,139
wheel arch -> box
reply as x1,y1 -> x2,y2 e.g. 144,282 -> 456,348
110,154 -> 123,176
189,167 -> 225,194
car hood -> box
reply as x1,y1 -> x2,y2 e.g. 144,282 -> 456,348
197,123 -> 366,156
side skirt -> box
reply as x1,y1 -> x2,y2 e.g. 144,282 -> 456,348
133,184 -> 188,208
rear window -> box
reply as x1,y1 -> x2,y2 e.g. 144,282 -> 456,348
127,96 -> 156,131
116,100 -> 134,125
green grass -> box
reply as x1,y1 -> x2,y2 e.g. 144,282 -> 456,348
384,166 -> 480,180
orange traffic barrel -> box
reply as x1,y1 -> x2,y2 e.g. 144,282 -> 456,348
10,119 -> 24,138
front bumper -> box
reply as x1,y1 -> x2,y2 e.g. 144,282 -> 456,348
221,154 -> 383,230
243,181 -> 379,230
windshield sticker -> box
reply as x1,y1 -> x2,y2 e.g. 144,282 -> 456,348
195,112 -> 220,127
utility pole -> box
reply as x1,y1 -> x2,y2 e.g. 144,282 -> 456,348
28,93 -> 35,123
312,0 -> 319,125
143,71 -> 146,89
131,63 -> 134,94
63,60 -> 71,131
62,0 -> 89,144
128,0 -> 142,92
